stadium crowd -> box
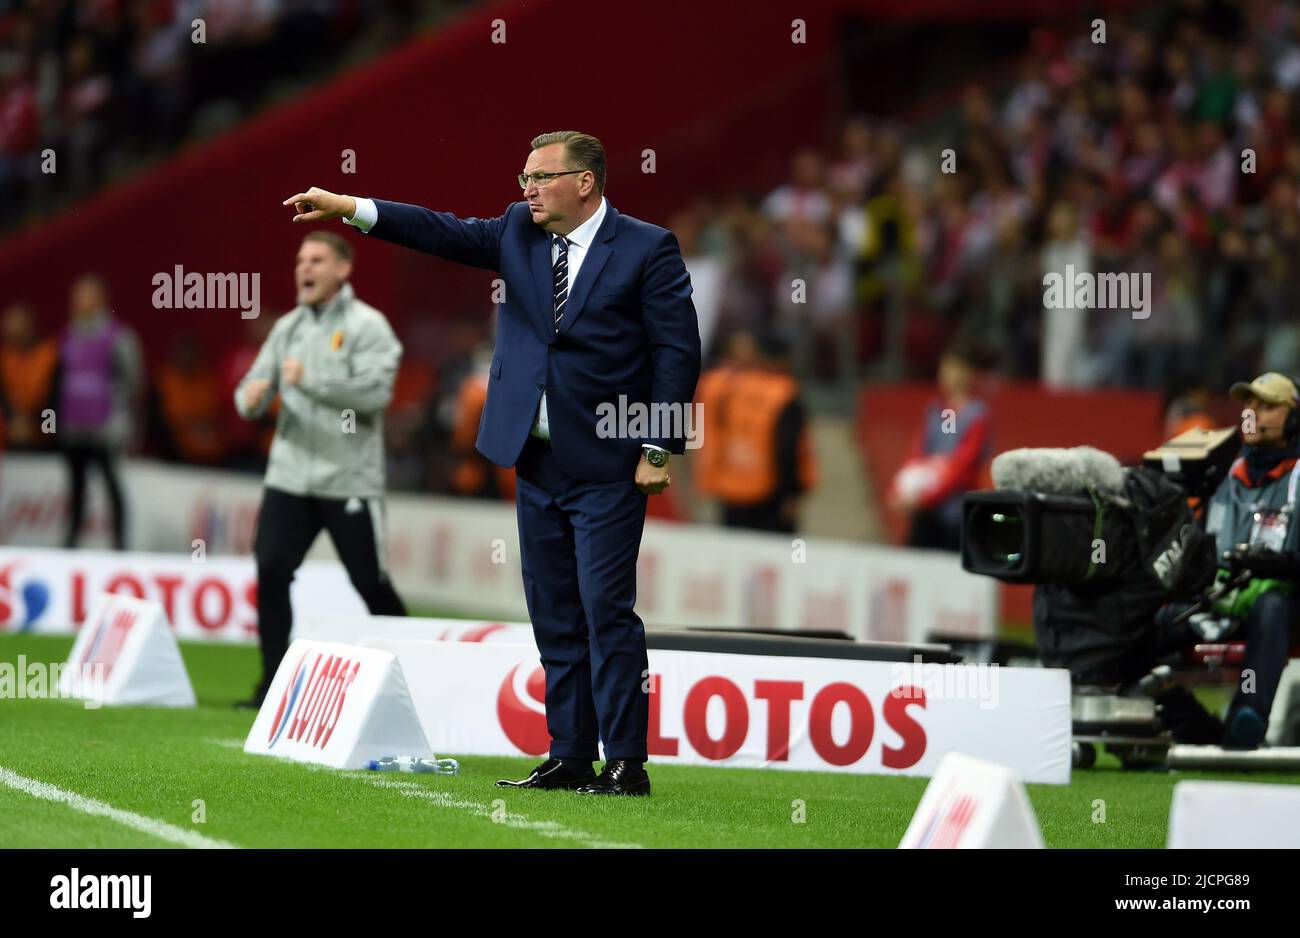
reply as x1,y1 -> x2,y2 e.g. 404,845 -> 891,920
5,0 -> 1300,522
683,0 -> 1300,400
0,0 -> 459,230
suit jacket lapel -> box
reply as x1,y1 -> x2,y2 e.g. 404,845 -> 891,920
556,202 -> 618,340
529,230 -> 556,344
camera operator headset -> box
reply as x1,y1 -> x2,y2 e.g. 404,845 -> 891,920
1197,371 -> 1300,747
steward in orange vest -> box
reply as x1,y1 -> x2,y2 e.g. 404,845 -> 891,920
695,333 -> 816,532
0,303 -> 58,448
450,363 -> 515,500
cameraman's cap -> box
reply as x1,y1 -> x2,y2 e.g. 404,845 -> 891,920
1229,372 -> 1300,407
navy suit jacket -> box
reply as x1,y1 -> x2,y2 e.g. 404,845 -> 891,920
367,198 -> 702,481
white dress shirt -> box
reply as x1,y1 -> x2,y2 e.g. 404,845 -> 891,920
530,196 -> 607,440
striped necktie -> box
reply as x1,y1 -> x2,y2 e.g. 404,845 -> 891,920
552,235 -> 569,329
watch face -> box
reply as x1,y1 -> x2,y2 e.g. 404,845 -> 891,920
646,449 -> 667,467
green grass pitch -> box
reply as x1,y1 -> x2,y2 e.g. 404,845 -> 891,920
1,633 -> 1296,849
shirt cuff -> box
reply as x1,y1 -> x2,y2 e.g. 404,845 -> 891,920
642,444 -> 668,454
343,196 -> 378,233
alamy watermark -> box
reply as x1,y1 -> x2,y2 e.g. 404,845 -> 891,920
1042,264 -> 1150,319
152,265 -> 261,319
888,655 -> 1000,710
50,868 -> 151,918
595,396 -> 705,450
1,656 -> 105,709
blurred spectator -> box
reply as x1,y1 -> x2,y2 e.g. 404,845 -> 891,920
709,194 -> 781,341
1131,228 -> 1204,390
1040,200 -> 1092,388
762,147 -> 831,228
888,340 -> 993,551
670,200 -> 725,361
772,217 -> 855,391
121,0 -> 192,151
694,330 -> 817,533
59,32 -> 112,198
444,342 -> 513,499
56,273 -> 143,549
0,9 -> 39,228
154,332 -> 225,465
1163,377 -> 1219,439
851,162 -> 922,376
0,301 -> 57,448
827,115 -> 875,205
385,355 -> 438,492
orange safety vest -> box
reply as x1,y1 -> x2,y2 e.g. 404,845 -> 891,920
0,340 -> 57,417
691,364 -> 739,496
698,367 -> 817,505
450,372 -> 515,499
157,364 -> 225,464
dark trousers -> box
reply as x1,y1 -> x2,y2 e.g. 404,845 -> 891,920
1232,591 -> 1300,724
514,434 -> 649,762
63,442 -> 127,549
1158,590 -> 1300,729
252,487 -> 407,689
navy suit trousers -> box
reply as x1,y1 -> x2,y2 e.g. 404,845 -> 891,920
514,434 -> 649,762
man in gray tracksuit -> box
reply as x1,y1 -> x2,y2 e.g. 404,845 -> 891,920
234,231 -> 407,706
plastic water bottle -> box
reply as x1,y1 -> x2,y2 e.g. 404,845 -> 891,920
365,755 -> 460,775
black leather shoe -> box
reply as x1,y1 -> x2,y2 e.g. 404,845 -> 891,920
496,758 -> 596,790
575,759 -> 651,796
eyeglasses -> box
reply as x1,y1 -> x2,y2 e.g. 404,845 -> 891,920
518,170 -> 584,190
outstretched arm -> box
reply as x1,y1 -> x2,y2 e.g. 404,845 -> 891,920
282,187 -> 508,271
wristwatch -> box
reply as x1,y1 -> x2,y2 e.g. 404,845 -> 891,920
642,446 -> 669,468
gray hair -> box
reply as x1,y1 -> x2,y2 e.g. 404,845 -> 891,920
530,131 -> 606,195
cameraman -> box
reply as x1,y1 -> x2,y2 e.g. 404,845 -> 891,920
1165,372 -> 1300,748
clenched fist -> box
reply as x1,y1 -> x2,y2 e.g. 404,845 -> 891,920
242,378 -> 272,411
282,187 -> 357,223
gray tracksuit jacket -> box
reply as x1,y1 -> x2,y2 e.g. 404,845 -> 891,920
1205,455 -> 1300,557
234,282 -> 402,498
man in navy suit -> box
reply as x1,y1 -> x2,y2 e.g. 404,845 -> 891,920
283,131 -> 701,795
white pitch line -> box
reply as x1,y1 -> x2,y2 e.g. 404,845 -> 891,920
0,766 -> 236,849
353,773 -> 644,849
205,737 -> 245,750
202,739 -> 643,849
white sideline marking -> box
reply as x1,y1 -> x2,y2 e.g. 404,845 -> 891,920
350,772 -> 643,849
205,738 -> 642,849
0,766 -> 236,849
